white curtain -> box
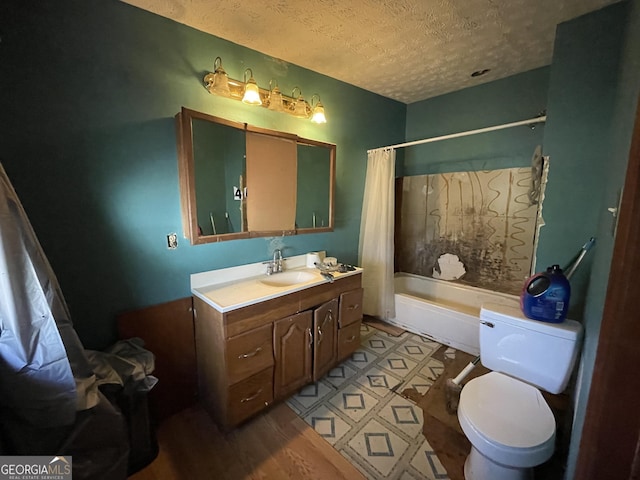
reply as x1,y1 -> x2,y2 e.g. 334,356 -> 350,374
358,148 -> 396,320
0,163 -> 97,428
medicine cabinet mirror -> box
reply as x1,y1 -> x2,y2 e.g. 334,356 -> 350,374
176,107 -> 335,244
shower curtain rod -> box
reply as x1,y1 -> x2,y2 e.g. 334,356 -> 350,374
367,115 -> 547,153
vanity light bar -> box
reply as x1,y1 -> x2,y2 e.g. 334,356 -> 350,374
203,57 -> 327,123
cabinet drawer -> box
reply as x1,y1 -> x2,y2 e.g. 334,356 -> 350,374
339,288 -> 363,328
228,367 -> 273,426
227,323 -> 274,384
338,320 -> 361,361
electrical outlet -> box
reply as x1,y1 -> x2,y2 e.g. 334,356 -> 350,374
167,233 -> 178,249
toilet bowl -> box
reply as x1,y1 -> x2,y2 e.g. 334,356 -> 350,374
456,302 -> 582,480
458,371 -> 555,479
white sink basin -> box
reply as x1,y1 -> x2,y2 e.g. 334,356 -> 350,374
259,271 -> 317,287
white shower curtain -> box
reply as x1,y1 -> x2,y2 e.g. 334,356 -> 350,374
0,163 -> 97,428
358,148 -> 396,320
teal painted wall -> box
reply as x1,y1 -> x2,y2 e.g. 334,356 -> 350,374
560,1 -> 640,478
0,0 -> 406,349
537,3 -> 627,321
403,4 -> 640,477
404,67 -> 550,176
2,1 -> 639,471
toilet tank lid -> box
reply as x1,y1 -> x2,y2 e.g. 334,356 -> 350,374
481,303 -> 582,340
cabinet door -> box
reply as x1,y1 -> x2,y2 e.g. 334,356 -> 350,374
338,320 -> 362,362
227,367 -> 274,427
339,288 -> 364,328
313,298 -> 339,381
274,311 -> 313,400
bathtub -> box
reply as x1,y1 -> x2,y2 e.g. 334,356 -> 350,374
388,273 -> 519,355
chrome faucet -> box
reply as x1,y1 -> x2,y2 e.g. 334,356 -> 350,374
266,249 -> 284,275
273,249 -> 283,273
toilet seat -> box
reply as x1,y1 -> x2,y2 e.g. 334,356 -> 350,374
458,371 -> 556,468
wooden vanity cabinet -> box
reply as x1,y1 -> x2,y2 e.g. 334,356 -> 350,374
193,273 -> 362,430
193,296 -> 275,430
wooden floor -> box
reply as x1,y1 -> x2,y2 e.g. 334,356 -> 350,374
129,401 -> 365,480
130,325 -> 570,480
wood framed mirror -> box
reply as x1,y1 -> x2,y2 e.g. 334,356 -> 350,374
176,107 -> 335,244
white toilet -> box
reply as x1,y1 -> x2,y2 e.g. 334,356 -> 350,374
457,302 -> 583,480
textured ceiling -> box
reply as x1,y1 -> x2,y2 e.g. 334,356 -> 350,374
121,0 -> 620,104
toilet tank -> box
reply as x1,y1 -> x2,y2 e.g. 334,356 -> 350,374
479,302 -> 583,394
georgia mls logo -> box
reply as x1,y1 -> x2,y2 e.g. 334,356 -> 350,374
0,455 -> 72,479
49,457 -> 71,473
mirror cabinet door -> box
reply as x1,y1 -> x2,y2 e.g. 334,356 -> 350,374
193,117 -> 246,236
296,143 -> 333,230
245,130 -> 298,233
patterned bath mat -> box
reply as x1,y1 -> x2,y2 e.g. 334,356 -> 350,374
286,323 -> 450,480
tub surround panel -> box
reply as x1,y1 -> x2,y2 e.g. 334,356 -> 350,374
397,168 -> 540,295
